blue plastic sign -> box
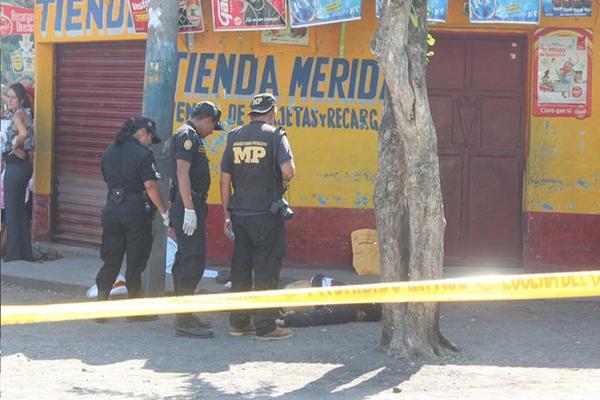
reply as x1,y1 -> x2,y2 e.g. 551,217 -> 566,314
469,0 -> 541,24
290,0 -> 362,28
376,0 -> 448,22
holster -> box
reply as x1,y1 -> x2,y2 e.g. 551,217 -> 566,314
169,182 -> 177,204
172,184 -> 207,209
108,188 -> 125,204
142,190 -> 156,216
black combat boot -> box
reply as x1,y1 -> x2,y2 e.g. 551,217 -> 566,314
174,313 -> 214,338
94,290 -> 110,323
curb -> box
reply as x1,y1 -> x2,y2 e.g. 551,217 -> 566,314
1,273 -> 87,297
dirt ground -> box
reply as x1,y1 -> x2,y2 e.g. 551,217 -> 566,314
1,281 -> 599,399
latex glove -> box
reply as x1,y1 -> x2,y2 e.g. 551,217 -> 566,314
182,208 -> 197,236
161,212 -> 170,227
224,218 -> 234,241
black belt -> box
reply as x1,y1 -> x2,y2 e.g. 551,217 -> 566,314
107,188 -> 145,203
171,185 -> 207,203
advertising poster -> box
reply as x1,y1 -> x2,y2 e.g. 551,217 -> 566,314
212,0 -> 287,31
376,0 -> 448,22
533,28 -> 592,119
1,1 -> 34,96
469,0 -> 540,24
1,2 -> 33,37
178,0 -> 205,33
542,0 -> 592,17
290,0 -> 362,28
261,25 -> 310,46
128,0 -> 205,34
427,0 -> 449,21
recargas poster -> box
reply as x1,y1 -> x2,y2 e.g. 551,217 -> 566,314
212,0 -> 287,31
534,28 -> 592,119
1,0 -> 34,107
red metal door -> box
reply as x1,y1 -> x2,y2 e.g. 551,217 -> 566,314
427,35 -> 525,266
53,41 -> 146,247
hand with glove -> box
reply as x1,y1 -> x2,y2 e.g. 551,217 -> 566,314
182,208 -> 197,236
224,218 -> 234,241
161,212 -> 170,227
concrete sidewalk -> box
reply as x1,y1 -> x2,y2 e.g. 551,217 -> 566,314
1,242 -> 522,298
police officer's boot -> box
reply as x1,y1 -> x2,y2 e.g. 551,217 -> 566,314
94,290 -> 110,323
125,292 -> 158,322
174,313 -> 214,338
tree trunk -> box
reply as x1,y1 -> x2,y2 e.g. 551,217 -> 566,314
371,0 -> 458,358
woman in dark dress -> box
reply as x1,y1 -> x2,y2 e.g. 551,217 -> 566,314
2,83 -> 34,261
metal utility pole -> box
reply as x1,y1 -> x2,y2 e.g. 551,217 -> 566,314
142,1 -> 179,296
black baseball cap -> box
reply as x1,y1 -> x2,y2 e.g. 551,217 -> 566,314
133,116 -> 160,144
191,101 -> 224,130
249,93 -> 276,114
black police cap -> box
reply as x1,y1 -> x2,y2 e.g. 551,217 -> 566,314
249,93 -> 276,114
191,101 -> 224,131
133,116 -> 161,144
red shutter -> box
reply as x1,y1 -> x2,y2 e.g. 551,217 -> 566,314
53,41 -> 146,247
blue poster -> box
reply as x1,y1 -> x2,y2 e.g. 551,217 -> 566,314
428,0 -> 449,22
542,0 -> 592,17
376,0 -> 448,22
469,0 -> 541,24
290,0 -> 362,28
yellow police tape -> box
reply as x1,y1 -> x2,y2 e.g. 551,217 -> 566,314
2,271 -> 599,325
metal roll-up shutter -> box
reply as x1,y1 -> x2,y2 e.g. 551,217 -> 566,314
53,41 -> 146,247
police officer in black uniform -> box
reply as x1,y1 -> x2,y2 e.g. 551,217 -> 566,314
96,117 -> 169,322
220,93 -> 295,340
170,101 -> 223,338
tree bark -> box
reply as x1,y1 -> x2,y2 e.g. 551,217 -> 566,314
371,0 -> 458,358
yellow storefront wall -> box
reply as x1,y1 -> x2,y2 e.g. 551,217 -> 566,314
33,0 -> 600,217
175,4 -> 381,209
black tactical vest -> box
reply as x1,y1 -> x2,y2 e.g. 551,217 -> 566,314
227,121 -> 282,214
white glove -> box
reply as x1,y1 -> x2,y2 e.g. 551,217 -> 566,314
161,212 -> 170,227
182,208 -> 197,236
224,219 -> 234,241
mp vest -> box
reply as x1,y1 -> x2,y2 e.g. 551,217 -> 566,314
227,121 -> 282,214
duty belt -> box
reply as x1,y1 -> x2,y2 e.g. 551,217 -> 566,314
170,184 -> 207,203
107,188 -> 145,203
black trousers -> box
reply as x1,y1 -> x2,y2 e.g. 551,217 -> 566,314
96,201 -> 153,296
3,157 -> 33,262
229,213 -> 286,335
170,195 -> 207,295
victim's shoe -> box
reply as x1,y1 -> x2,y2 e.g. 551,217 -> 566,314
256,327 -> 293,341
